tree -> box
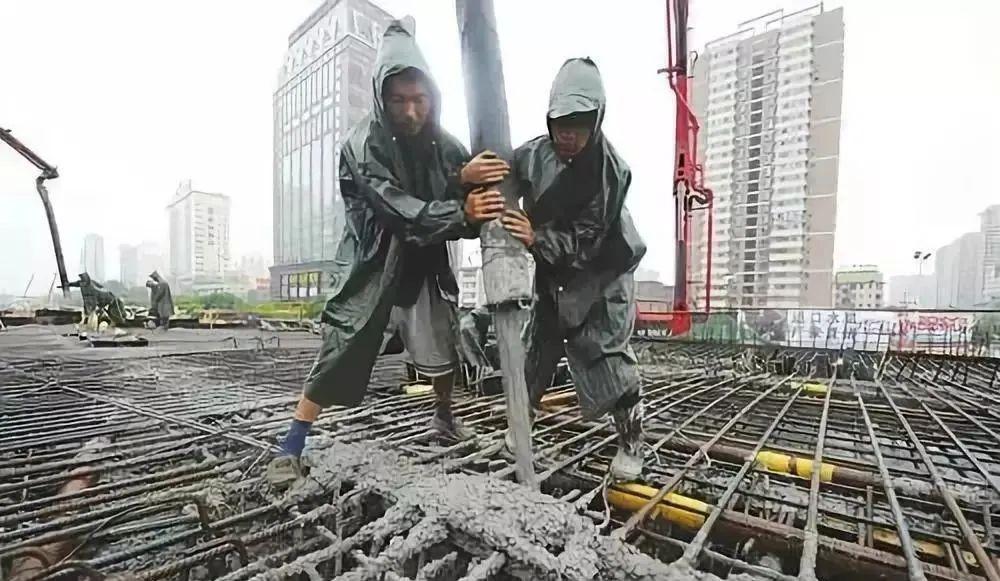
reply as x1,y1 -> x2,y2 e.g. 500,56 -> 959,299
201,292 -> 242,310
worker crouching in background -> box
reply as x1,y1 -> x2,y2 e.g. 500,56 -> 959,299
267,19 -> 507,484
68,273 -> 127,329
501,58 -> 648,482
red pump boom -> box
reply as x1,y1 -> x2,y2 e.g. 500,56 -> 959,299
661,0 -> 714,332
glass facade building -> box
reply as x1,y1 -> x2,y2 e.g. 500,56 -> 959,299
270,0 -> 393,299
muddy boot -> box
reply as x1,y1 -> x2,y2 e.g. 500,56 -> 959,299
431,405 -> 475,441
266,455 -> 303,488
610,401 -> 644,482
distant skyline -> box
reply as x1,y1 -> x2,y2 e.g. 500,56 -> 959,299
1,0 -> 998,294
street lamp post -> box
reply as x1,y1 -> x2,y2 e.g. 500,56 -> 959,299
911,250 -> 932,307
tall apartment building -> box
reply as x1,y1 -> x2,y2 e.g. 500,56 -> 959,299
167,180 -> 231,293
690,6 -> 844,309
935,232 -> 984,309
270,0 -> 394,299
833,266 -> 884,309
981,205 -> 1000,301
80,233 -> 106,282
119,244 -> 138,287
457,266 -> 485,309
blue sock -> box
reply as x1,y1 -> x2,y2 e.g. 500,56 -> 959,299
281,419 -> 312,457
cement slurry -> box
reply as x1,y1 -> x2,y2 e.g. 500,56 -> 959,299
283,438 -> 763,581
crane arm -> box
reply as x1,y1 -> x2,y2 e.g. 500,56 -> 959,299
0,127 -> 58,178
0,126 -> 70,298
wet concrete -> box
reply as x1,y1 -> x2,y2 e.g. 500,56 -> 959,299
288,438 -> 763,581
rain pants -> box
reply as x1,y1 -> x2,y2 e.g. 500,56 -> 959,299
513,58 -> 647,419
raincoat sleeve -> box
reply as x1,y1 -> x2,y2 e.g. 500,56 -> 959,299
441,139 -> 480,240
342,142 -> 470,247
531,167 -> 630,271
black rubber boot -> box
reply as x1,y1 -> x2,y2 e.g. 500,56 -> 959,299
431,405 -> 475,441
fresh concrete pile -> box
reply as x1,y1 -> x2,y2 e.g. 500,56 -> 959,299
280,438 -> 759,581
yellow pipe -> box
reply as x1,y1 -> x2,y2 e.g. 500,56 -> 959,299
612,485 -> 977,569
755,450 -> 835,483
539,391 -> 577,411
871,528 -> 976,566
607,483 -> 708,530
802,382 -> 828,396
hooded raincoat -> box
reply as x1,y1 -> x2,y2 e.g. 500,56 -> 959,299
302,20 -> 475,408
68,273 -> 127,326
147,272 -> 174,324
513,58 -> 647,419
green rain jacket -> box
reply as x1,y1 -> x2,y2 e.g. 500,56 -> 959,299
303,19 -> 475,408
513,57 -> 647,418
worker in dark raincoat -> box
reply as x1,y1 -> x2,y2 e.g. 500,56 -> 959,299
67,273 -> 128,327
501,58 -> 648,482
145,271 -> 174,330
268,18 -> 508,483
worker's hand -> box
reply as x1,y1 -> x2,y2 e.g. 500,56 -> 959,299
464,188 -> 506,224
501,209 -> 535,248
461,151 -> 510,185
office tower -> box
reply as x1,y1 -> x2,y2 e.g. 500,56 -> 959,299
168,180 -> 231,293
270,0 -> 394,299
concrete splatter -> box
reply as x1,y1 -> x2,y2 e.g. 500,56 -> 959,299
282,438 -> 761,581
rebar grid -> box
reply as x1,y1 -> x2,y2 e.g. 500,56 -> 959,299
3,337 -> 1000,580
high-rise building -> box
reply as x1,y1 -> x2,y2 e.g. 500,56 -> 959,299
980,205 -> 1000,301
120,241 -> 167,288
634,268 -> 662,283
137,241 -> 167,282
833,266 -> 884,309
119,244 -> 139,287
690,6 -> 844,309
80,234 -> 105,282
889,274 -> 936,308
167,180 -> 231,293
270,0 -> 394,299
935,232 -> 984,309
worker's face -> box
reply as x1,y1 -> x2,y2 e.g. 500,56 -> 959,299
550,115 -> 593,162
385,75 -> 432,137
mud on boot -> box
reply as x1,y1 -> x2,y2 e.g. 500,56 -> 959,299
610,401 -> 644,482
431,407 -> 475,442
266,454 -> 303,488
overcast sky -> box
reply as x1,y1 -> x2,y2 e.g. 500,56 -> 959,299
1,0 -> 997,295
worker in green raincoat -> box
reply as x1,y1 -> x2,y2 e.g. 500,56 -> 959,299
501,58 -> 648,482
268,18 -> 508,483
67,273 -> 127,327
145,271 -> 173,330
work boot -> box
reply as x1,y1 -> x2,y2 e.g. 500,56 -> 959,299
431,406 -> 475,441
610,401 -> 645,482
265,454 -> 303,488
